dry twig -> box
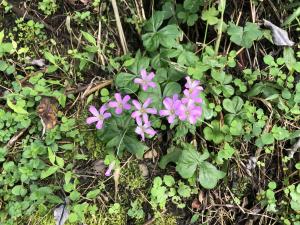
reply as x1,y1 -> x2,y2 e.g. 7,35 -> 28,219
5,128 -> 28,149
110,0 -> 128,54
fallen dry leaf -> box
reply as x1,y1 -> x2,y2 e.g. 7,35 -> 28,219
80,0 -> 90,5
139,163 -> 149,177
37,97 -> 58,135
198,190 -> 204,204
263,19 -> 294,46
191,198 -> 201,209
30,59 -> 46,67
144,149 -> 158,159
54,203 -> 69,225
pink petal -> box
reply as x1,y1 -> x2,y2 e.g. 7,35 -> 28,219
173,99 -> 182,110
123,95 -> 131,103
141,84 -> 148,91
189,116 -> 197,124
142,113 -> 149,122
185,76 -> 192,89
103,112 -> 111,119
167,115 -> 176,124
195,97 -> 203,103
147,72 -> 155,80
134,78 -> 143,84
176,104 -> 186,116
132,100 -> 141,109
140,69 -> 147,79
143,117 -> 150,125
135,126 -> 145,141
115,93 -> 122,102
146,108 -> 157,114
172,94 -> 179,101
183,89 -> 191,98
136,117 -> 143,126
105,169 -> 112,176
108,101 -> 118,108
145,128 -> 156,136
89,105 -> 99,116
163,97 -> 173,109
96,120 -> 104,129
100,105 -> 107,114
192,107 -> 202,117
143,121 -> 151,128
131,111 -> 141,119
123,103 -> 131,110
190,89 -> 201,98
178,114 -> 186,121
86,116 -> 99,124
115,108 -> 122,114
187,100 -> 196,108
181,97 -> 189,104
148,82 -> 156,88
143,98 -> 152,108
160,109 -> 170,116
105,162 -> 115,176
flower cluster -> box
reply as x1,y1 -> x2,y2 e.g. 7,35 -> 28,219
131,98 -> 157,141
86,69 -> 157,141
159,77 -> 203,124
86,69 -> 203,141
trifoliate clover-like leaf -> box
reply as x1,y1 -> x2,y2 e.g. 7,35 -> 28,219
176,147 -> 209,179
201,7 -> 219,25
227,22 -> 263,48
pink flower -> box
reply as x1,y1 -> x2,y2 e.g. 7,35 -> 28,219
86,105 -> 111,129
159,94 -> 180,124
176,100 -> 202,124
105,161 -> 115,176
183,76 -> 203,103
134,69 -> 156,91
108,93 -> 131,114
183,89 -> 203,103
135,117 -> 156,141
185,76 -> 203,91
131,98 -> 157,121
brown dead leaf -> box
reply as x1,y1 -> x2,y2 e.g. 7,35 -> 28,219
139,163 -> 149,177
30,59 -> 46,67
198,190 -> 205,204
37,97 -> 58,134
80,0 -> 90,5
192,198 -> 201,209
144,149 -> 158,159
263,19 -> 294,46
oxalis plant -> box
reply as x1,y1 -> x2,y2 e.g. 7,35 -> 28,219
86,69 -> 224,188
